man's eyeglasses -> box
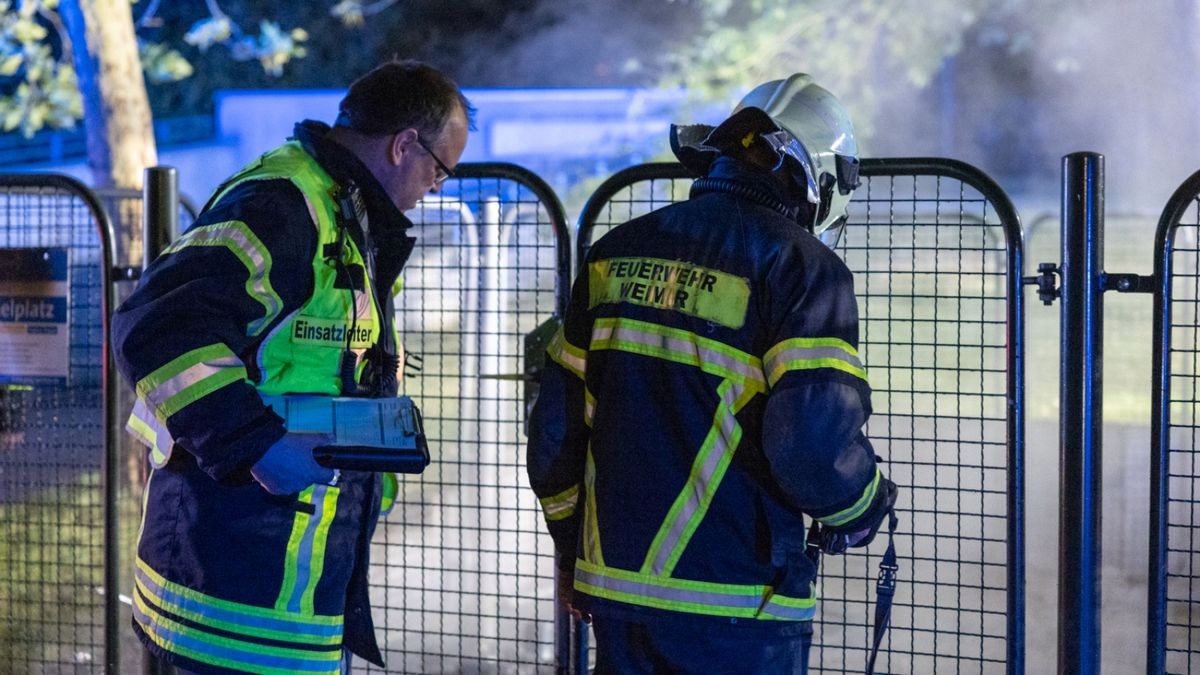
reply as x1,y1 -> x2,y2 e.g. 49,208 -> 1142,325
415,135 -> 455,185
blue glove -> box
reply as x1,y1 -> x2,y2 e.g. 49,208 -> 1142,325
251,432 -> 337,495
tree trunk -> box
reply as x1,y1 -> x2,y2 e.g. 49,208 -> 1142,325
59,0 -> 157,190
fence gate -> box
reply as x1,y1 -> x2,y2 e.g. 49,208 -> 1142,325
0,175 -> 119,672
577,159 -> 1025,674
362,163 -> 571,673
1150,168 -> 1200,674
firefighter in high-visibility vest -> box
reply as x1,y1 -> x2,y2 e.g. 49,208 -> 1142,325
527,74 -> 898,673
113,61 -> 471,674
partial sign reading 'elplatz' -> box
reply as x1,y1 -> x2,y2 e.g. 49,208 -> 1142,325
0,248 -> 69,386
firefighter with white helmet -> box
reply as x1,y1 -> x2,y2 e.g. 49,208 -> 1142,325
527,73 -> 896,673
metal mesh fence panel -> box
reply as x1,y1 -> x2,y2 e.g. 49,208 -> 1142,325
0,176 -> 115,673
361,164 -> 569,673
1152,172 -> 1200,674
577,160 -> 1023,674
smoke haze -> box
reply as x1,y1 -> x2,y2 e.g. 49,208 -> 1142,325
462,0 -> 1200,214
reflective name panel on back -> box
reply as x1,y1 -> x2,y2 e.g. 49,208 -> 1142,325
587,257 -> 750,329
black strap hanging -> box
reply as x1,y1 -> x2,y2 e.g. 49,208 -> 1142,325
803,509 -> 900,675
866,510 -> 900,675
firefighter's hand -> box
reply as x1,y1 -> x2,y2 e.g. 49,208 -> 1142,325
845,527 -> 874,548
251,432 -> 337,495
557,568 -> 591,624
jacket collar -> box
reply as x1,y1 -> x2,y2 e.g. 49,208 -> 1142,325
691,156 -> 806,218
292,120 -> 415,239
293,120 -> 416,308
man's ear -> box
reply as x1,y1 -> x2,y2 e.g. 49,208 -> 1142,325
389,128 -> 418,166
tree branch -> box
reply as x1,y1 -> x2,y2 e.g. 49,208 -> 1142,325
204,0 -> 230,21
36,4 -> 74,64
363,0 -> 400,16
136,0 -> 163,28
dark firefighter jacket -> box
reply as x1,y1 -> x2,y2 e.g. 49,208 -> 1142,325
112,121 -> 413,673
527,156 -> 895,634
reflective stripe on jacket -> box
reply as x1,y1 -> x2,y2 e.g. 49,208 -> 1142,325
125,141 -> 382,466
527,157 -> 889,629
113,123 -> 400,670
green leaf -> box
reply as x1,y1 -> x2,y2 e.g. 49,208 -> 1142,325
0,53 -> 22,76
183,16 -> 233,51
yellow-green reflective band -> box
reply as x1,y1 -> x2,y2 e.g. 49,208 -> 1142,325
818,467 -> 881,528
540,484 -> 580,522
574,559 -> 814,621
135,557 -> 342,639
380,472 -> 398,516
136,470 -> 156,544
590,318 -> 765,392
277,485 -> 340,614
547,327 -> 586,380
763,337 -> 866,387
164,220 -> 282,336
588,257 -> 750,329
134,592 -> 341,675
583,447 -> 604,565
127,397 -> 173,468
760,584 -> 819,621
584,388 -> 596,428
136,344 -> 247,421
642,381 -> 754,577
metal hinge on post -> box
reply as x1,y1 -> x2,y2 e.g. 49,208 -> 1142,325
1024,262 -> 1060,305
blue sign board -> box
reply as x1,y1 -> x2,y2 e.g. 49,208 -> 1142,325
0,248 -> 69,385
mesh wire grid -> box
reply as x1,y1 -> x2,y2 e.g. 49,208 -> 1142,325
576,161 -> 1020,674
360,166 -> 568,673
1162,189 -> 1200,674
0,180 -> 111,673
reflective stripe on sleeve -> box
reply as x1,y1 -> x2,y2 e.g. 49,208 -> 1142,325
539,484 -> 580,522
763,336 -> 866,387
547,326 -> 586,380
574,559 -> 815,621
136,344 -> 248,421
127,396 -> 174,468
817,467 -> 881,528
163,220 -> 282,336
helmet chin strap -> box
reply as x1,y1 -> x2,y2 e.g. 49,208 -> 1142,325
760,129 -> 820,206
818,215 -> 848,249
766,157 -> 821,232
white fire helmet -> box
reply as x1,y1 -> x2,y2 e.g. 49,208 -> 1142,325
735,73 -> 861,245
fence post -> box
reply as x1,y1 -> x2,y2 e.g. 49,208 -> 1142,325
143,166 -> 179,262
139,165 -> 177,675
1057,151 -> 1104,674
